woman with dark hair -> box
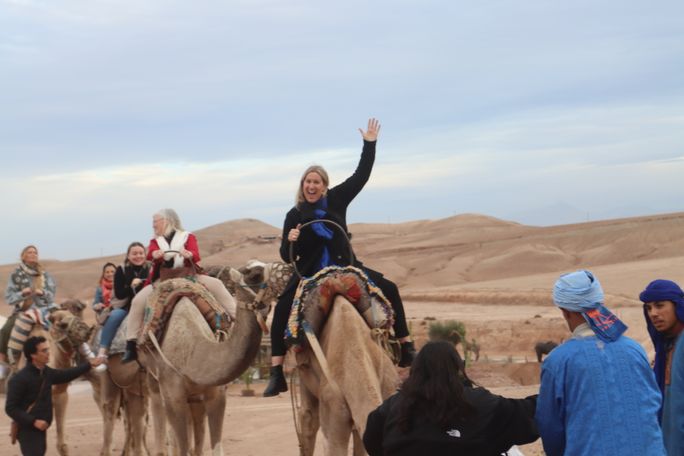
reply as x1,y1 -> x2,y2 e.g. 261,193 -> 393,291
95,242 -> 150,365
363,341 -> 538,456
92,262 -> 116,322
263,118 -> 415,396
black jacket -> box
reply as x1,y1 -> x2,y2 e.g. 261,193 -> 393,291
363,387 -> 538,456
5,362 -> 91,429
279,140 -> 375,291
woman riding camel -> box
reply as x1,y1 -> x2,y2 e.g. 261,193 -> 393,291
94,242 -> 150,367
122,209 -> 237,363
92,262 -> 116,324
0,245 -> 57,379
263,118 -> 416,397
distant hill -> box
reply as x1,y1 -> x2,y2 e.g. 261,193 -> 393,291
1,212 -> 683,317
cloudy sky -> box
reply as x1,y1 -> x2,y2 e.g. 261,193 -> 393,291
1,0 -> 683,264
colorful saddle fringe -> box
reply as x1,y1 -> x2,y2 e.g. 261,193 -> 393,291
285,265 -> 395,350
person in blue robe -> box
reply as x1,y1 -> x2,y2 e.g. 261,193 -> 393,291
640,279 -> 684,455
535,269 -> 665,456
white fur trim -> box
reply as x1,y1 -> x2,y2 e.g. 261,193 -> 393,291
155,230 -> 190,269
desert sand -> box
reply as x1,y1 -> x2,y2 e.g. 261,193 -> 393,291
2,211 -> 683,455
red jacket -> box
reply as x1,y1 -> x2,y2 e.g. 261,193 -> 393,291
145,232 -> 200,284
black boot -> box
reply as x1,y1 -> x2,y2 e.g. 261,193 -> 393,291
121,340 -> 137,364
263,365 -> 288,397
399,341 -> 416,368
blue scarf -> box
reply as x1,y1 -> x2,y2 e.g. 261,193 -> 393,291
639,279 -> 684,400
553,270 -> 627,343
310,197 -> 335,271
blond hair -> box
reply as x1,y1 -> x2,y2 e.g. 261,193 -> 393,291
154,208 -> 184,237
295,165 -> 329,206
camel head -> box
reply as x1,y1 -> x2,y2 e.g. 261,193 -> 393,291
59,299 -> 87,319
49,309 -> 94,349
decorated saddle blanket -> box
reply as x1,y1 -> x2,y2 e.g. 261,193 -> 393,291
139,277 -> 230,347
285,265 -> 394,350
92,317 -> 129,355
8,308 -> 49,354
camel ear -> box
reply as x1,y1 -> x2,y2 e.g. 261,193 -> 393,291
57,320 -> 69,330
245,267 -> 264,285
75,300 -> 86,311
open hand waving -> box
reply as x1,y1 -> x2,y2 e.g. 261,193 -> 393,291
359,118 -> 381,142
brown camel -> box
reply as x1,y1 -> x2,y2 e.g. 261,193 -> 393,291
295,295 -> 399,456
136,267 -> 271,456
9,303 -> 95,456
84,317 -> 154,456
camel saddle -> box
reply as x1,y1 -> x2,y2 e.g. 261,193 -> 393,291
139,277 -> 230,348
285,265 -> 395,351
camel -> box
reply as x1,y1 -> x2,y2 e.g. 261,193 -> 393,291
136,267 -> 272,456
84,317 -> 154,456
295,295 -> 399,456
535,340 -> 558,362
8,301 -> 95,456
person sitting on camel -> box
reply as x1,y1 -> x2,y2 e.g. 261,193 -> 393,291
263,118 -> 416,397
122,208 -> 237,363
0,246 -> 57,379
93,242 -> 150,369
92,262 -> 116,324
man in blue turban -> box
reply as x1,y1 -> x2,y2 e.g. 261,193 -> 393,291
640,279 -> 684,455
536,270 -> 665,456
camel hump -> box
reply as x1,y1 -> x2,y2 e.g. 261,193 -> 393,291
139,278 -> 230,348
285,265 -> 395,351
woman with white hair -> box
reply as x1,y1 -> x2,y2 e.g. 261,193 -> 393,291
121,209 -> 237,363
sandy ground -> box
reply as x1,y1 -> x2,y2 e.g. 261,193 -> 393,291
0,374 -> 544,456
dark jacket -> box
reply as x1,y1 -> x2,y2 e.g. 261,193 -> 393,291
5,362 -> 91,429
113,263 -> 150,307
363,387 -> 538,456
279,140 -> 375,291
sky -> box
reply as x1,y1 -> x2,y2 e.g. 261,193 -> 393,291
1,0 -> 683,264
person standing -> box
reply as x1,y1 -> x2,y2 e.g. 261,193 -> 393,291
363,341 -> 538,455
5,336 -> 103,456
640,279 -> 684,455
535,270 -> 665,455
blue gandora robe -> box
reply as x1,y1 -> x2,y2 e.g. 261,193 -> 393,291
536,325 -> 665,456
662,333 -> 684,455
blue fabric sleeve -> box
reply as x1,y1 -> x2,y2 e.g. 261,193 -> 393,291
92,286 -> 103,308
41,272 -> 56,306
535,359 -> 566,456
4,270 -> 24,307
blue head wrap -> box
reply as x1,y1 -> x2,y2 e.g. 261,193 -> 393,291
553,270 -> 627,343
639,279 -> 684,398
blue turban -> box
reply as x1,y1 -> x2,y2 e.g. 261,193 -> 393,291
553,270 -> 627,343
639,279 -> 684,400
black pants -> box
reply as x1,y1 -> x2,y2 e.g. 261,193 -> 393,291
0,313 -> 19,356
18,426 -> 47,456
270,271 -> 410,357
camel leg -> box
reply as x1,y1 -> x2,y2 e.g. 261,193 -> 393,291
204,386 -> 226,456
158,375 -> 191,456
100,374 -> 122,456
189,399 -> 205,456
298,384 -> 319,456
53,383 -> 70,456
352,429 -> 366,456
123,388 -> 148,456
148,376 -> 168,456
319,386 -> 352,456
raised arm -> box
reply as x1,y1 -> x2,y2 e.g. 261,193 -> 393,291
330,118 -> 381,204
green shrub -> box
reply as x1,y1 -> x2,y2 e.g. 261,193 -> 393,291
429,320 -> 466,345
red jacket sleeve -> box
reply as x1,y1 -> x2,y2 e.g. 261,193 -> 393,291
185,234 -> 201,263
147,238 -> 161,262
